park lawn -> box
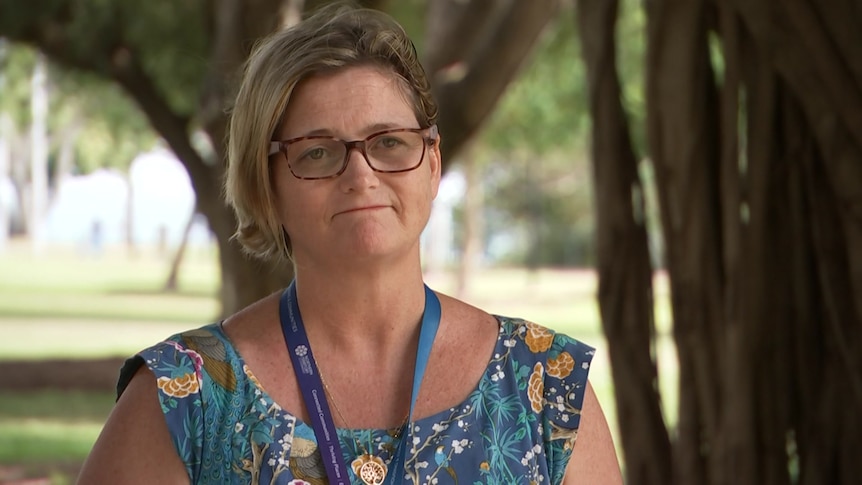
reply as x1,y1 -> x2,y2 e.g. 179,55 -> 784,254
0,242 -> 678,482
0,243 -> 221,482
0,390 -> 115,484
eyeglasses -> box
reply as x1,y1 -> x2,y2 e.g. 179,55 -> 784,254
269,125 -> 438,180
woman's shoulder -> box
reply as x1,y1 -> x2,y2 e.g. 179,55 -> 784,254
221,289 -> 283,341
117,322 -> 239,398
416,296 -> 597,483
433,292 -> 595,366
136,322 -> 233,362
433,293 -> 501,365
128,287 -> 283,366
116,314 -> 303,484
118,289 -> 283,399
494,316 -> 595,356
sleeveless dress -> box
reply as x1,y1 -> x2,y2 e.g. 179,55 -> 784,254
118,315 -> 594,485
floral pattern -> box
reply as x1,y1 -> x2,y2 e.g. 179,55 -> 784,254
156,373 -> 200,398
546,352 -> 574,379
120,316 -> 594,484
527,362 -> 545,414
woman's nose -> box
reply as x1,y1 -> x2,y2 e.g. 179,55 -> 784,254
338,147 -> 379,190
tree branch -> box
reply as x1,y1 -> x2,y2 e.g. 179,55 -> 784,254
427,0 -> 559,165
423,0 -> 497,72
108,50 -> 218,209
199,0 -> 283,162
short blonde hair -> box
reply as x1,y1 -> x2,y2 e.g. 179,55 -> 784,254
224,3 -> 439,262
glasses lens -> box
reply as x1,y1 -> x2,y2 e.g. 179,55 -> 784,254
366,131 -> 426,172
287,138 -> 346,178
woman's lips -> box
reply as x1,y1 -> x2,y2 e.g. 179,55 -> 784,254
336,205 -> 388,215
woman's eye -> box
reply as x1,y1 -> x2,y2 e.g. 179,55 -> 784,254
373,136 -> 406,150
296,146 -> 333,162
305,148 -> 327,160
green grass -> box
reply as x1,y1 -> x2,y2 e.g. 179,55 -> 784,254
0,318 -> 203,359
0,390 -> 115,483
0,400 -> 109,462
0,241 -> 679,481
0,242 -> 221,482
0,243 -> 220,359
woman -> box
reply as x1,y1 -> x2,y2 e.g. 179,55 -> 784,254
77,4 -> 622,484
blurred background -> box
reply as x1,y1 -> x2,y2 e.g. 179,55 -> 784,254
1,0 -> 860,484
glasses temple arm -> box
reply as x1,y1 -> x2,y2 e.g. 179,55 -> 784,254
268,141 -> 282,157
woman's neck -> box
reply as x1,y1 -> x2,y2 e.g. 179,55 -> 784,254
291,263 -> 428,354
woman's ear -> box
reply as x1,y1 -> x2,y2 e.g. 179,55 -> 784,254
429,133 -> 443,199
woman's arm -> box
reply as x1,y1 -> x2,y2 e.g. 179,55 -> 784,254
563,382 -> 623,484
76,367 -> 190,485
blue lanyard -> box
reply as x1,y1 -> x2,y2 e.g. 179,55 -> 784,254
279,281 -> 441,484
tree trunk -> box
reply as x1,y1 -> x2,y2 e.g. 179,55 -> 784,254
28,53 -> 48,252
124,170 -> 136,257
575,1 -> 673,484
602,0 -> 862,483
455,151 -> 482,299
54,109 -> 82,188
163,208 -> 196,292
194,174 -> 293,319
645,0 -> 725,483
0,114 -> 12,250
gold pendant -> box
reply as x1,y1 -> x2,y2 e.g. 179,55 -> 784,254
351,453 -> 387,485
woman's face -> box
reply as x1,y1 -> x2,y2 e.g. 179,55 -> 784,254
272,65 -> 441,268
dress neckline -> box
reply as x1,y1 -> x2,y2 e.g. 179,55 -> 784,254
212,316 -> 508,437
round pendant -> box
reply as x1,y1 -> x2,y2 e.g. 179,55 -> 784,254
352,454 -> 387,485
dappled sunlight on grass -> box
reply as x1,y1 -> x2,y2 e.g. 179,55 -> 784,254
0,241 -> 221,358
0,418 -> 102,462
0,318 -> 195,359
0,390 -> 115,482
0,391 -> 115,420
0,242 -> 218,294
0,291 -> 219,324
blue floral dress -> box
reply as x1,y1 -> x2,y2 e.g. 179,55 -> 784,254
118,316 -> 594,485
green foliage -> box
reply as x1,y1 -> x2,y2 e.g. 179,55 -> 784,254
0,42 -> 37,127
0,419 -> 103,463
26,0 -> 210,117
116,0 -> 209,116
385,0 -> 427,47
467,8 -> 595,267
0,0 -> 211,173
0,247 -> 219,346
0,390 -> 114,421
477,151 -> 594,267
54,68 -> 158,173
460,1 -> 648,267
480,10 -> 588,156
0,42 -> 158,174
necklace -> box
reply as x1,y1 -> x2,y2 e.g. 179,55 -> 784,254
318,368 -> 410,485
279,282 -> 441,485
319,373 -> 409,485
